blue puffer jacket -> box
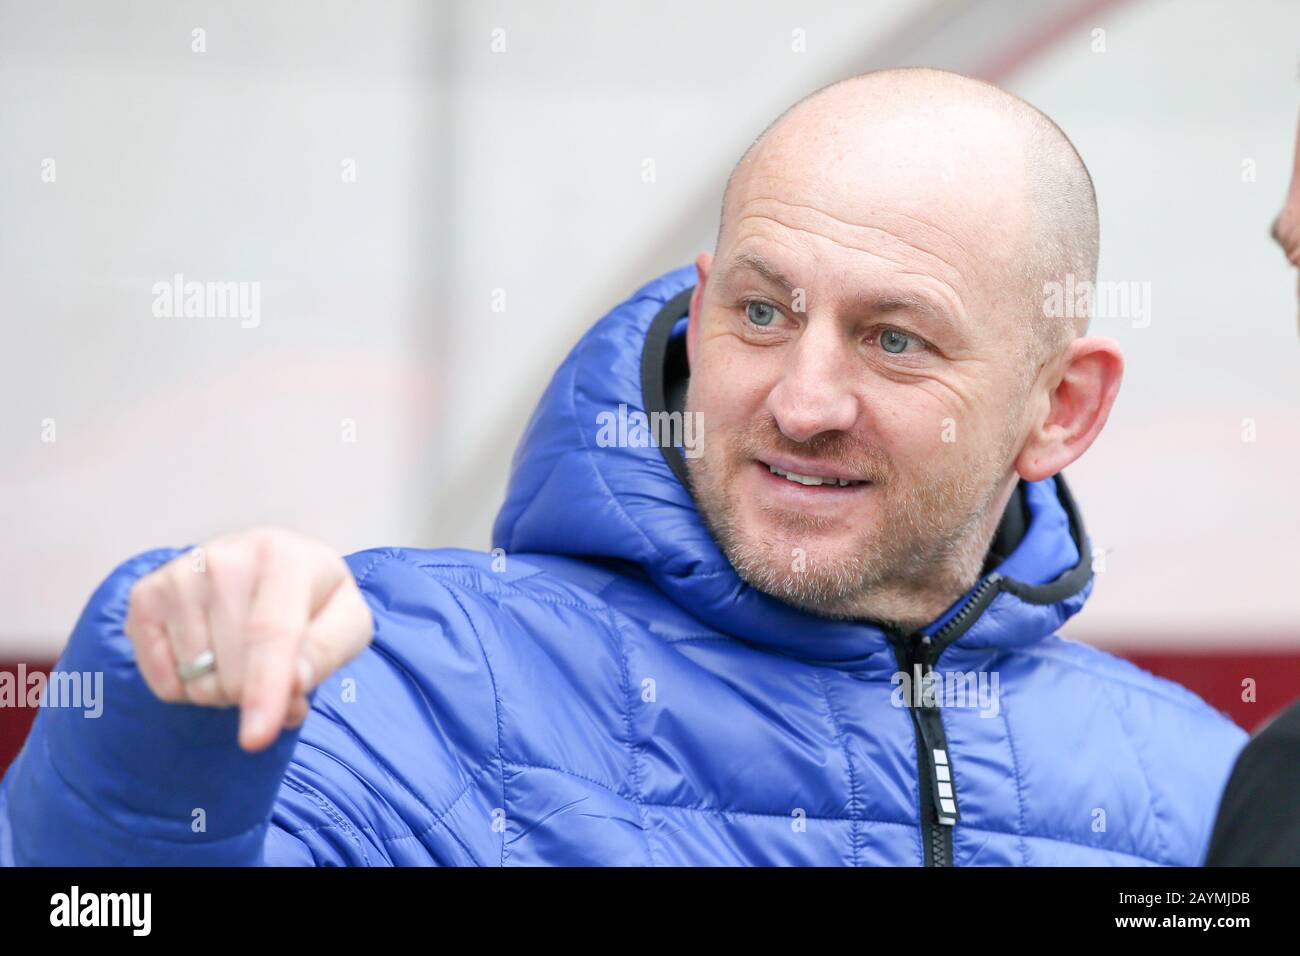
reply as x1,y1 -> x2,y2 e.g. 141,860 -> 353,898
0,265 -> 1247,866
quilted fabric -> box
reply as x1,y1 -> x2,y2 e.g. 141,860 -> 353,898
0,264 -> 1247,865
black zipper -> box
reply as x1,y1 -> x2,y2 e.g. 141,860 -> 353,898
887,573 -> 1003,867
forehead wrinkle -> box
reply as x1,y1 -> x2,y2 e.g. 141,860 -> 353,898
720,238 -> 971,345
876,209 -> 980,270
734,195 -> 971,291
730,211 -> 971,321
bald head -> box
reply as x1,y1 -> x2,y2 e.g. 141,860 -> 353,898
687,69 -> 1122,627
716,68 -> 1099,372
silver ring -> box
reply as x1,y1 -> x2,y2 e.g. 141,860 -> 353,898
177,649 -> 217,682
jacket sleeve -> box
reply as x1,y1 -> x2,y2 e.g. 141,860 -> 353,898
0,547 -> 317,865
0,546 -> 506,867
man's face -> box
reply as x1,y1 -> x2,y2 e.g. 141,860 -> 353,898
1271,113 -> 1300,331
683,144 -> 1037,621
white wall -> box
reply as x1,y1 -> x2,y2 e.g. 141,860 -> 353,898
0,0 -> 451,655
1007,0 -> 1300,646
2,0 -> 1297,657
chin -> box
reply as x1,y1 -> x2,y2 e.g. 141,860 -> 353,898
730,553 -> 869,620
745,507 -> 865,554
729,523 -> 867,592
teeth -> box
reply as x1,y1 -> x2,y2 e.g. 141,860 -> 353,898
768,465 -> 864,487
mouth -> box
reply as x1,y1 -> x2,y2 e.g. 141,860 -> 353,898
765,463 -> 868,487
753,458 -> 874,496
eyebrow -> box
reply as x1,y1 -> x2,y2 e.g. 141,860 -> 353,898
721,251 -> 800,294
720,250 -> 956,328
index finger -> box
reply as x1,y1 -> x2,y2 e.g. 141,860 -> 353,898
236,546 -> 346,751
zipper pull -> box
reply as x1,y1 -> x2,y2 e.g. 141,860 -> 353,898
912,635 -> 959,826
929,746 -> 959,826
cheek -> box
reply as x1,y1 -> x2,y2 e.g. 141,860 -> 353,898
867,388 -> 956,455
689,343 -> 774,427
876,416 -> 939,477
899,362 -> 1017,447
867,388 -> 994,477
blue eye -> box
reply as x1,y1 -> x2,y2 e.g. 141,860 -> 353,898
746,301 -> 777,327
879,329 -> 913,354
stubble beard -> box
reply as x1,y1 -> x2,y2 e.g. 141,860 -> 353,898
685,413 -> 1018,630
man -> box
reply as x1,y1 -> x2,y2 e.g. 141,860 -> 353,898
1204,109 -> 1300,866
0,68 -> 1246,866
1269,109 -> 1300,328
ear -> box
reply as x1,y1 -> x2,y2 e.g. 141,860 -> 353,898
1015,336 -> 1124,482
686,250 -> 713,370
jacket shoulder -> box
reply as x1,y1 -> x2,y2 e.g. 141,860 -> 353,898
1022,635 -> 1247,864
1028,635 -> 1244,736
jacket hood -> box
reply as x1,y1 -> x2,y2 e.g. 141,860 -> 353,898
492,265 -> 1094,673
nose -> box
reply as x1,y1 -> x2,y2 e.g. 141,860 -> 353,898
764,321 -> 859,443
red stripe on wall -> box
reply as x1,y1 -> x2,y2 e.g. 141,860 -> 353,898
1,663 -> 49,774
1119,650 -> 1300,736
4,651 -> 1299,777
